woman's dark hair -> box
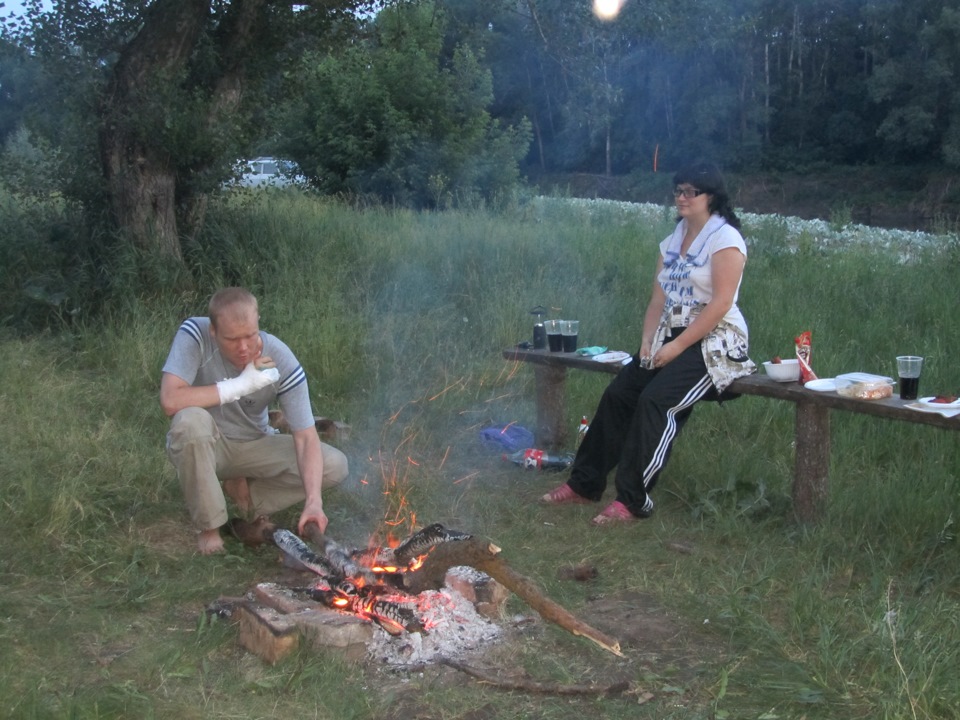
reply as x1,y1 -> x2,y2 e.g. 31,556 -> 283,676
672,162 -> 741,231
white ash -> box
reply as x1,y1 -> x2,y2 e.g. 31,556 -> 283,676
445,565 -> 487,584
366,585 -> 503,667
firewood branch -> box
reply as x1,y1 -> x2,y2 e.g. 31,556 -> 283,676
438,659 -> 630,696
403,536 -> 622,657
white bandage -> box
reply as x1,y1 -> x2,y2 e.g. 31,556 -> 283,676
216,363 -> 280,405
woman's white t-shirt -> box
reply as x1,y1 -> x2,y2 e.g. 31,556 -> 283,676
657,217 -> 747,335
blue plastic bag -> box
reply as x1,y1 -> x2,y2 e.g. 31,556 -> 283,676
479,423 -> 535,453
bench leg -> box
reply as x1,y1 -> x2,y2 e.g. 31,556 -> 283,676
533,365 -> 568,451
793,401 -> 830,523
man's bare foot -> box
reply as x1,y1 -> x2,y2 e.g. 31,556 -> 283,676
223,477 -> 252,514
197,528 -> 225,555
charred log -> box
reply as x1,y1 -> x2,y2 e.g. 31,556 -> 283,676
301,587 -> 423,636
272,528 -> 338,579
301,522 -> 376,584
391,523 -> 473,566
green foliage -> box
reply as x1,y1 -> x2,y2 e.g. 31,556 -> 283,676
0,175 -> 91,330
276,0 -> 531,208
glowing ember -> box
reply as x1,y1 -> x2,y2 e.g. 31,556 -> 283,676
593,0 -> 624,21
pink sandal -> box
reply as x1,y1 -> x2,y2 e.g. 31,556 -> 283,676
591,500 -> 638,525
540,483 -> 591,505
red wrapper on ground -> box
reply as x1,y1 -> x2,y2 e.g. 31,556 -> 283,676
795,331 -> 818,383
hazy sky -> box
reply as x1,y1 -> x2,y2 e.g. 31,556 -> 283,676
2,1 -> 29,19
1,1 -> 52,20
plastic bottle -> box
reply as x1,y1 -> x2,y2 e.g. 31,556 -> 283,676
577,416 -> 589,447
503,448 -> 574,470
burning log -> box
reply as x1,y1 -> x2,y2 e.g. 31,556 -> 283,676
235,519 -> 621,657
301,522 -> 378,585
303,586 -> 423,636
272,528 -> 339,578
390,522 -> 473,566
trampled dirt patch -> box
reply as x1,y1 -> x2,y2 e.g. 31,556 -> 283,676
369,587 -> 726,719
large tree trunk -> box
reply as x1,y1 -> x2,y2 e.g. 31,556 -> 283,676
182,0 -> 265,242
99,0 -> 265,259
99,0 -> 209,260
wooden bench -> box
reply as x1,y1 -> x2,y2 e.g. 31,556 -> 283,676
503,347 -> 959,522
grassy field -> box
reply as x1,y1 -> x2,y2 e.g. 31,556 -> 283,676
1,191 -> 959,719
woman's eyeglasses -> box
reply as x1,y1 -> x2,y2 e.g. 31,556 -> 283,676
673,187 -> 704,199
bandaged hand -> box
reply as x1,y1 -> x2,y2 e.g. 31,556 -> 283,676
216,363 -> 280,405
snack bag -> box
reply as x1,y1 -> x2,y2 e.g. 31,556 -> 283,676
795,331 -> 818,383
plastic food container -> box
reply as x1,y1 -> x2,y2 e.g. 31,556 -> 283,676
834,372 -> 895,400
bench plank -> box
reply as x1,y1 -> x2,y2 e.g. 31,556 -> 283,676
503,347 -> 959,522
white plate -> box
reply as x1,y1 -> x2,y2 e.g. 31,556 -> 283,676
593,351 -> 631,364
918,396 -> 960,409
905,402 -> 960,418
805,378 -> 837,392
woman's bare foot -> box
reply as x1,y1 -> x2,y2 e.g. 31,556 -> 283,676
197,528 -> 226,555
223,477 -> 252,514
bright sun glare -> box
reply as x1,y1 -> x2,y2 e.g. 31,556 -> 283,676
593,0 -> 624,21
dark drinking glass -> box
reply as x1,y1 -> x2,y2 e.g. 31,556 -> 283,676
896,355 -> 923,401
545,320 -> 562,352
899,376 -> 920,400
560,320 -> 579,353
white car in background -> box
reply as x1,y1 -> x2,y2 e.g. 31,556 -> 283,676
229,156 -> 307,188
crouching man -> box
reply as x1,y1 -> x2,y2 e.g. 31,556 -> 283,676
160,287 -> 348,554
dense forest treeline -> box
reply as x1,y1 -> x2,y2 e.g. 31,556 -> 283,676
5,1 -> 960,182
459,0 -> 960,175
1,0 -> 959,311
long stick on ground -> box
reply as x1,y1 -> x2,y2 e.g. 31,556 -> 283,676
402,536 -> 622,656
438,659 -> 630,696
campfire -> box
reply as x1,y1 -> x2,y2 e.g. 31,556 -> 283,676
216,516 -> 622,667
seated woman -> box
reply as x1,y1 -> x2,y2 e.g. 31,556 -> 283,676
541,162 -> 756,525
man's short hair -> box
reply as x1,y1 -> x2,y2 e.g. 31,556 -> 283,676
208,287 -> 258,329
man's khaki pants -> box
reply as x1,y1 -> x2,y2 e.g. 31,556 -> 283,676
166,407 -> 348,531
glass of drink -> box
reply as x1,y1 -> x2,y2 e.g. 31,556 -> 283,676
545,320 -> 563,352
896,355 -> 923,400
560,320 -> 579,353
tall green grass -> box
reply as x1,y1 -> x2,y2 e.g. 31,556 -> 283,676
1,191 -> 958,719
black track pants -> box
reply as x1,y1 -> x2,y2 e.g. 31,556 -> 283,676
567,336 -> 717,517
